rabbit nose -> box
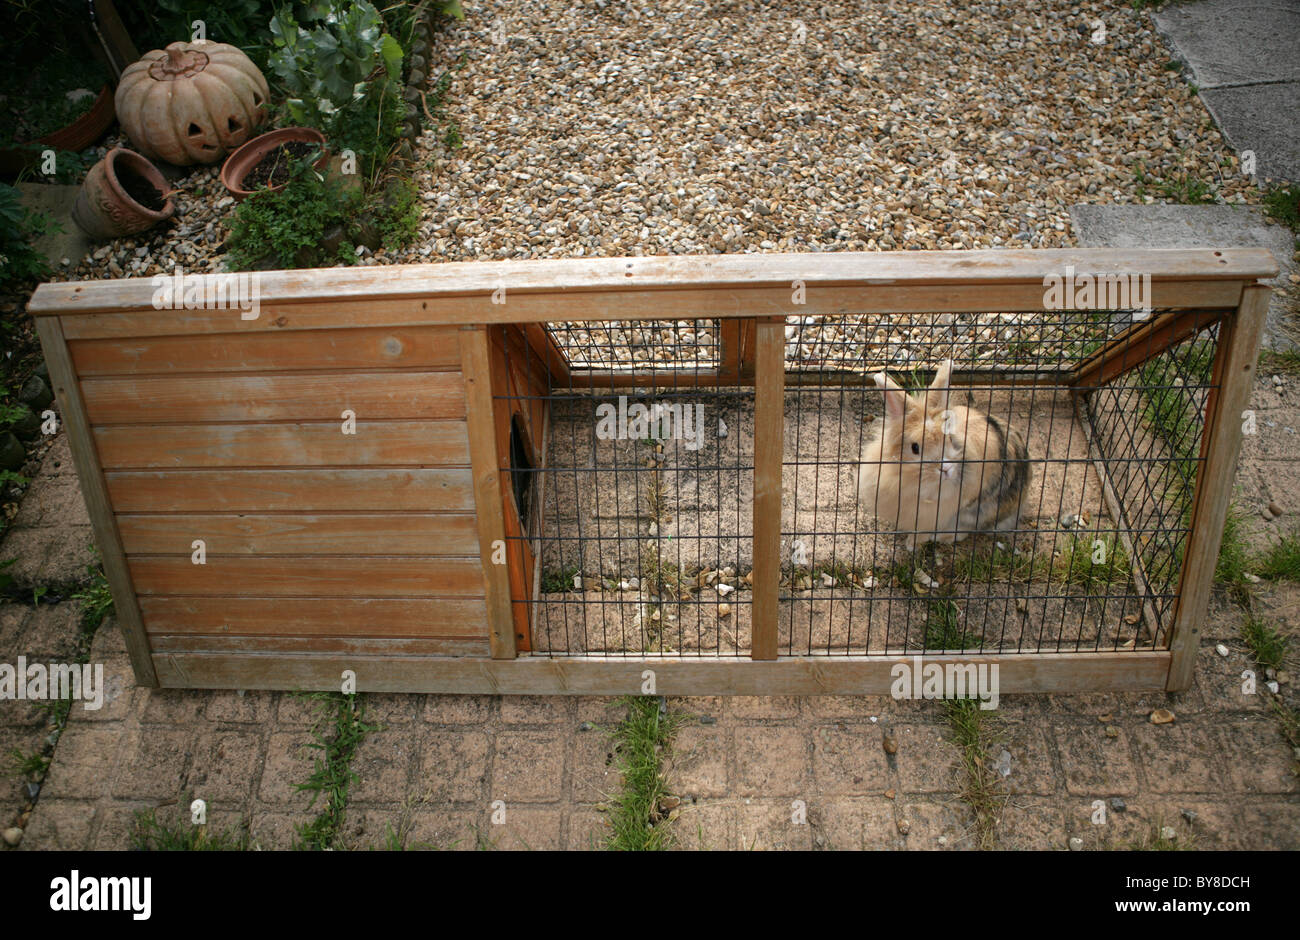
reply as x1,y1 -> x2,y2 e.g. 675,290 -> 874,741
940,461 -> 958,479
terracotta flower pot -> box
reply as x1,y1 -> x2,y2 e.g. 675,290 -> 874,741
0,84 -> 116,176
72,147 -> 174,239
220,127 -> 329,201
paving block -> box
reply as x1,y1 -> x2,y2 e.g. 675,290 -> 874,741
1153,0 -> 1300,88
1071,204 -> 1298,347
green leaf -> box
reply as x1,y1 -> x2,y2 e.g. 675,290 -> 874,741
379,34 -> 403,81
440,0 -> 465,21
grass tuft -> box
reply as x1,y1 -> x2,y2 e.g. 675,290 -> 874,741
540,564 -> 580,594
1261,183 -> 1300,233
1259,347 -> 1300,376
1240,611 -> 1289,671
132,803 -> 248,851
924,594 -> 980,651
1055,533 -> 1131,594
943,699 -> 1005,850
606,697 -> 683,851
1214,504 -> 1250,592
293,691 -> 377,851
1255,530 -> 1300,582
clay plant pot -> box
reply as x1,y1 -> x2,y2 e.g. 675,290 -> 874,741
72,147 -> 174,239
220,127 -> 329,201
0,84 -> 116,176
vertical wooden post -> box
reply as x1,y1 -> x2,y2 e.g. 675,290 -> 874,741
1167,284 -> 1269,690
751,318 -> 785,661
34,317 -> 158,687
719,319 -> 741,386
719,318 -> 757,387
460,326 -> 517,659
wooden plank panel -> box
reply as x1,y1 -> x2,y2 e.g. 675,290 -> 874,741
81,372 -> 465,424
1167,284 -> 1270,691
522,323 -> 570,385
118,512 -> 479,555
33,318 -> 159,688
751,318 -> 784,661
96,420 -> 470,469
105,468 -> 474,512
30,248 -> 1277,317
139,595 -> 488,636
491,326 -> 538,654
460,327 -> 516,659
51,281 -> 1253,338
69,326 -> 462,375
150,650 -> 1174,694
149,635 -> 490,656
129,556 -> 484,596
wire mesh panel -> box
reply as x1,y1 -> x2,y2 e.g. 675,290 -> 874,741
506,319 -> 757,657
1083,312 -> 1224,647
777,308 -> 1223,658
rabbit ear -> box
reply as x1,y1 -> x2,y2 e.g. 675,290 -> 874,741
874,372 -> 908,421
928,359 -> 954,413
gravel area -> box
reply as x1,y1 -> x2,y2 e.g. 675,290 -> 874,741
58,0 -> 1261,282
410,0 -> 1256,260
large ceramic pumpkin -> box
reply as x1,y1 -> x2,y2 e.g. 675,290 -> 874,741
115,40 -> 269,166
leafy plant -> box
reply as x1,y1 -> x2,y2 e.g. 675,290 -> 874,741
0,182 -> 57,288
71,564 -> 115,633
226,169 -> 365,270
269,0 -> 405,177
120,0 -> 280,72
378,176 -> 421,250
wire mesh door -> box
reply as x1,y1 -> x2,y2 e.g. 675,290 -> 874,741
499,306 -> 1226,663
779,308 -> 1225,658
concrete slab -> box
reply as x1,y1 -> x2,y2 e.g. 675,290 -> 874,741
1153,0 -> 1300,88
16,183 -> 91,272
1069,204 -> 1297,348
1199,81 -> 1300,183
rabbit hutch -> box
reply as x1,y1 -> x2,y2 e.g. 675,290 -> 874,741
28,248 -> 1276,696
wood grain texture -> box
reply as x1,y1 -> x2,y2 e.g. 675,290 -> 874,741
48,282 -> 1254,337
1167,284 -> 1270,691
33,318 -> 159,687
148,635 -> 490,656
95,420 -> 470,469
128,555 -> 484,596
81,371 -> 465,424
150,650 -> 1174,694
139,595 -> 488,636
460,327 -> 516,659
69,326 -> 461,375
118,512 -> 479,556
751,319 -> 785,661
105,468 -> 474,512
31,249 -> 1277,317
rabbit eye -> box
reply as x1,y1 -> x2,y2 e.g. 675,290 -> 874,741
910,442 -> 920,455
